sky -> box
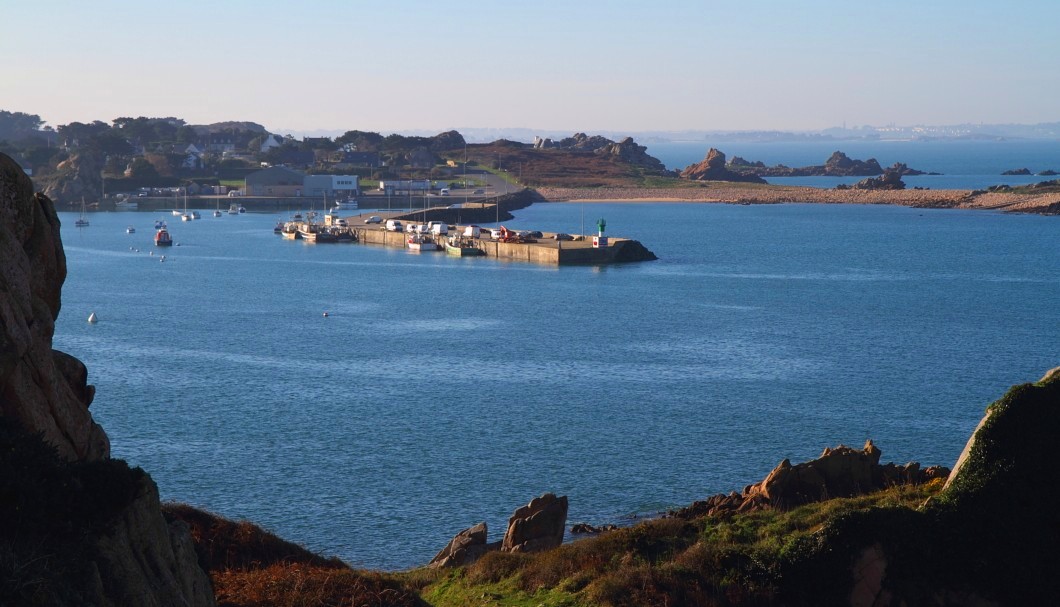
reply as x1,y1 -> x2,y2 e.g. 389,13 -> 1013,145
3,0 -> 1058,136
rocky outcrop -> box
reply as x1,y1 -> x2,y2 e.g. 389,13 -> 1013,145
1001,167 -> 1031,175
1,153 -> 109,461
532,133 -> 666,171
501,492 -> 568,553
428,522 -> 494,568
38,151 -> 104,206
680,148 -> 767,184
0,152 -> 215,606
428,130 -> 466,152
725,152 -> 935,178
671,440 -> 948,519
850,167 -> 906,190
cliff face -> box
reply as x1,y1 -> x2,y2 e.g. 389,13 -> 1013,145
0,153 -> 108,461
0,152 -> 215,606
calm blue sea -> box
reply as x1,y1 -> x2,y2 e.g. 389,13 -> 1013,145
54,202 -> 1059,570
647,139 -> 1060,190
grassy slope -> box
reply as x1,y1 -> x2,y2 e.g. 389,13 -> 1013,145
411,483 -> 942,607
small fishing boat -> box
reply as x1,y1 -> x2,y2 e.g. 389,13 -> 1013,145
445,235 -> 484,256
280,222 -> 301,239
154,219 -> 167,230
126,226 -> 136,234
191,211 -> 201,220
299,224 -> 337,243
407,233 -> 440,252
155,228 -> 173,247
238,205 -> 246,213
228,203 -> 239,215
274,220 -> 284,234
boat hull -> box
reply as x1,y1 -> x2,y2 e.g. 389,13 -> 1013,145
446,244 -> 483,256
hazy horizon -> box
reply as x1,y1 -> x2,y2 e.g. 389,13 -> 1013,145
4,1 -> 1058,134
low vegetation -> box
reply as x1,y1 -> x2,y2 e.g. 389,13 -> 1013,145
413,483 -> 942,607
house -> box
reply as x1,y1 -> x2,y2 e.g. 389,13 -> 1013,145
302,175 -> 360,198
245,166 -> 306,196
205,135 -> 236,153
259,134 -> 282,152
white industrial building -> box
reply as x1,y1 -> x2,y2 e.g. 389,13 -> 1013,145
378,179 -> 431,195
302,175 -> 360,197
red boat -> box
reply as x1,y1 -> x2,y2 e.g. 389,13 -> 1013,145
155,228 -> 173,247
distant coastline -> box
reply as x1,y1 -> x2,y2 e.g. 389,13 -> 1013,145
533,184 -> 1060,215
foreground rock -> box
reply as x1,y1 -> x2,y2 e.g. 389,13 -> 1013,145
782,367 -> 1060,605
427,522 -> 493,568
1,152 -> 108,460
502,492 -> 569,553
428,492 -> 568,567
0,152 -> 214,606
671,440 -> 948,519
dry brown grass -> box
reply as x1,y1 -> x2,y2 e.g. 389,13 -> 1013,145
163,504 -> 425,607
213,564 -> 422,607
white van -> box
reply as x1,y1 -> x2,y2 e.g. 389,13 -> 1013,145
463,225 -> 481,238
385,219 -> 403,232
439,188 -> 450,196
428,221 -> 448,235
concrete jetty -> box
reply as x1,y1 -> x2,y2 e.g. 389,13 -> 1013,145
351,226 -> 656,265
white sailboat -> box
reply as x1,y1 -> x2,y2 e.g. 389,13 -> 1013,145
75,197 -> 90,227
181,190 -> 192,221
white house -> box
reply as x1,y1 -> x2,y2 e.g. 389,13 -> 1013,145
259,134 -> 282,152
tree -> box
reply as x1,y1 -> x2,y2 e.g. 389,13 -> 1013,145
126,157 -> 158,178
0,110 -> 44,141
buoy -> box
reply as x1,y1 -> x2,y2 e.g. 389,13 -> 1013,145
149,251 -> 154,256
322,311 -> 329,317
87,312 -> 98,323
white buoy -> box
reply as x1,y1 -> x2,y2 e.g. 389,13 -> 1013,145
322,311 -> 329,317
87,312 -> 98,323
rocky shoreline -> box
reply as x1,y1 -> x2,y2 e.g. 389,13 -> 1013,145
533,184 -> 1060,214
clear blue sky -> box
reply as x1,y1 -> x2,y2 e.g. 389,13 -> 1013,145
3,0 -> 1057,135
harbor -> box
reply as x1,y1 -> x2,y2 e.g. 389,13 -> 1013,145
274,192 -> 658,264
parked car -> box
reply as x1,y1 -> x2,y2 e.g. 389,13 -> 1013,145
385,219 -> 403,232
553,233 -> 573,241
473,189 -> 485,195
364,215 -> 382,224
490,228 -> 504,239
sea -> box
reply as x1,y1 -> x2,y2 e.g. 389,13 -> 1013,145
53,141 -> 1060,571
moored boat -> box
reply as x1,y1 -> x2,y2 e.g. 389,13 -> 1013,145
446,235 -> 484,256
155,228 -> 173,247
280,222 -> 301,239
126,226 -> 136,234
407,233 -> 440,251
